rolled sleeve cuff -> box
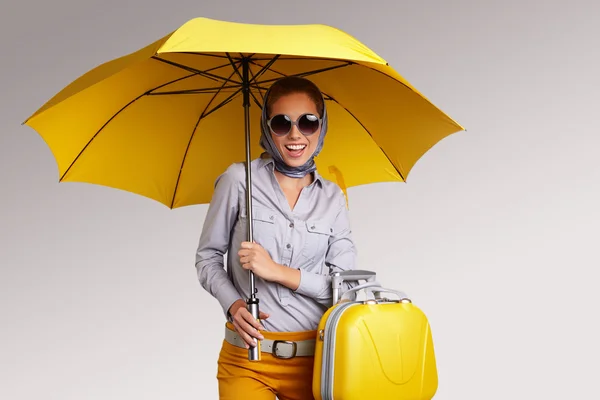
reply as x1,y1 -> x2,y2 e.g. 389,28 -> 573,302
216,285 -> 243,319
295,269 -> 330,299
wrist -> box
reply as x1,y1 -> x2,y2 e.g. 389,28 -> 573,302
274,261 -> 286,280
274,262 -> 300,290
228,299 -> 245,315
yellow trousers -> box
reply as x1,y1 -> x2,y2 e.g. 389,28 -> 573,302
217,322 -> 316,400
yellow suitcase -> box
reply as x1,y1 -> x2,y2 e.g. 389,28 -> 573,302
312,271 -> 438,400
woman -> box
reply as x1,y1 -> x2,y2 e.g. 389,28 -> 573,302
195,76 -> 357,400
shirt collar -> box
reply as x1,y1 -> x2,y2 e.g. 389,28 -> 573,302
259,155 -> 323,187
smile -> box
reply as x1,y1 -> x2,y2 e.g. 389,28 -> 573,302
285,144 -> 307,151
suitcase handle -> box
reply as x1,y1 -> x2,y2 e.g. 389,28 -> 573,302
340,283 -> 411,303
337,282 -> 381,302
371,287 -> 411,303
331,270 -> 377,304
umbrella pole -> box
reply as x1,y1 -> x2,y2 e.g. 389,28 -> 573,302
242,57 -> 261,362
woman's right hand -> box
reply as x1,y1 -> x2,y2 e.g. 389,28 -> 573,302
228,299 -> 269,348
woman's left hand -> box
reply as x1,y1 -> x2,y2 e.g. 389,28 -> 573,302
238,242 -> 282,282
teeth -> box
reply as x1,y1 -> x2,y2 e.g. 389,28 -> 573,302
286,144 -> 306,150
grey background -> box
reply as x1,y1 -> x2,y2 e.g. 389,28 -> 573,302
1,0 -> 599,399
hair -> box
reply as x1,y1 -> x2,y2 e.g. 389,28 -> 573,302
264,76 -> 324,118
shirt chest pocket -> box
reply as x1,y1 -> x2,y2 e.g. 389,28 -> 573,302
300,220 -> 333,262
239,206 -> 278,249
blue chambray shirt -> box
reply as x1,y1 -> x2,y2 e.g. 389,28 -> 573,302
195,156 -> 357,332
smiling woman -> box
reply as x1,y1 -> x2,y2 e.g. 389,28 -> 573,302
194,76 -> 357,400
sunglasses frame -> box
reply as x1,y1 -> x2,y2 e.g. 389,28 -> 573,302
266,113 -> 322,136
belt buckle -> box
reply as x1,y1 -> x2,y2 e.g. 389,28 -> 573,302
272,340 -> 297,359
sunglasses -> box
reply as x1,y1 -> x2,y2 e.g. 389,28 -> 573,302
266,113 -> 322,136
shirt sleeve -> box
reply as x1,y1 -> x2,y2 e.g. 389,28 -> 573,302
195,163 -> 244,318
294,189 -> 357,305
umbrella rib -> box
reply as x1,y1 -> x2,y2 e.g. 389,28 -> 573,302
200,61 -> 247,77
324,93 -> 406,181
152,56 -> 239,84
222,53 -> 263,107
248,55 -> 280,85
249,57 -> 426,105
201,87 -> 243,119
147,62 -> 244,95
250,56 -> 351,62
192,61 -> 241,74
246,61 -> 268,107
249,87 -> 264,109
147,85 -> 241,95
225,53 -> 243,80
169,68 -> 240,208
362,67 -> 464,129
247,57 -> 345,104
251,62 -> 352,85
248,71 -> 262,109
58,71 -> 206,182
195,60 -> 246,77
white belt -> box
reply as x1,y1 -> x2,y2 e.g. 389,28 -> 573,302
224,326 -> 316,358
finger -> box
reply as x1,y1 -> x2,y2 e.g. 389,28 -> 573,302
234,312 -> 263,343
243,262 -> 257,272
241,262 -> 252,271
259,311 -> 269,320
239,255 -> 253,264
240,241 -> 253,249
241,309 -> 265,333
236,307 -> 264,334
238,251 -> 256,262
236,319 -> 263,346
232,320 -> 255,348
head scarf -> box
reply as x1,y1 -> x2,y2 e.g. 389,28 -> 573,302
259,81 -> 328,179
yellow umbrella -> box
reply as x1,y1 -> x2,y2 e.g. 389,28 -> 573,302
24,17 -> 464,209
23,17 -> 464,362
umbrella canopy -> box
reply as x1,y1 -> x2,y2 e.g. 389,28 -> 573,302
23,17 -> 464,209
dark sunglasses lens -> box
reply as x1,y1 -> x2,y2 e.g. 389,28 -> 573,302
270,115 -> 291,135
298,114 -> 320,134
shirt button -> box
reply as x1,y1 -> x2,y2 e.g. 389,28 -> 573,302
286,243 -> 291,249
289,222 -> 294,228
